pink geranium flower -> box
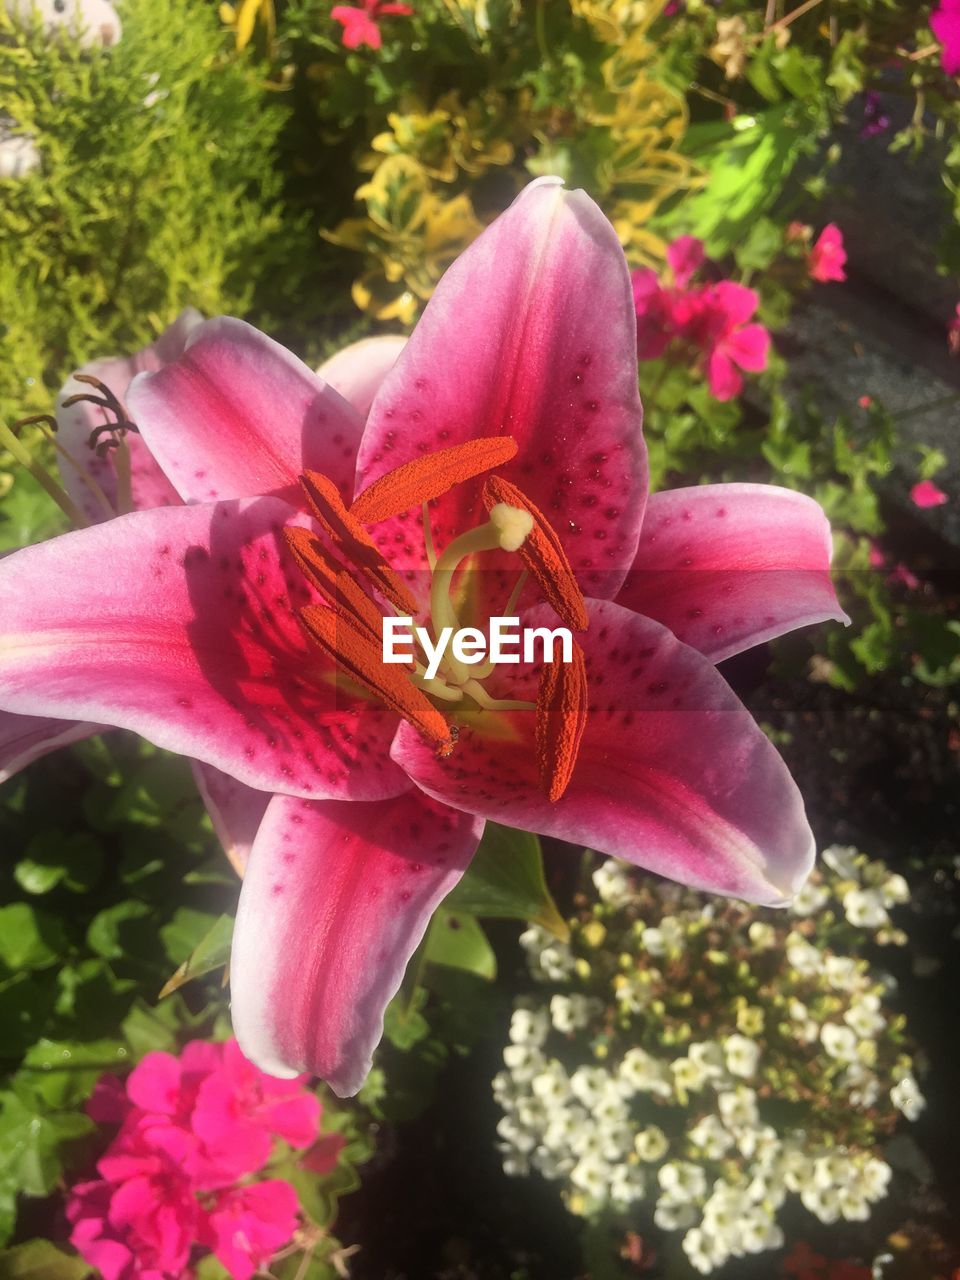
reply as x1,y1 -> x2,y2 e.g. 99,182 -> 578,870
910,478 -> 948,508
682,280 -> 772,401
199,1182 -> 300,1280
68,1039 -> 321,1279
931,0 -> 960,76
0,179 -> 847,1095
631,236 -> 771,400
331,0 -> 413,50
809,224 -> 847,283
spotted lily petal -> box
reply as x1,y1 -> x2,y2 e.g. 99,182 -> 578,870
393,600 -> 815,907
127,318 -> 365,505
231,791 -> 482,1094
0,711 -> 101,784
0,499 -> 407,800
616,484 -> 849,663
191,763 -> 272,876
356,178 -> 647,605
317,334 -> 407,419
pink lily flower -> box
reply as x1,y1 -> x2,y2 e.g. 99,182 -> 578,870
331,0 -> 413,50
0,178 -> 846,1095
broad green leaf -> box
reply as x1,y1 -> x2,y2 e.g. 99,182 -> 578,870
0,905 -> 67,971
14,832 -> 103,897
0,1240 -> 91,1280
19,1039 -> 129,1108
86,901 -> 153,961
445,823 -> 567,938
121,995 -> 195,1057
159,914 -> 233,998
0,1090 -> 92,1198
424,910 -> 496,980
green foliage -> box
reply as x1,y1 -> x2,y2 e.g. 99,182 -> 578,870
0,0 -> 307,426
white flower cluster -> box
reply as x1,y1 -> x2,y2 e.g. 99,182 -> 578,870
495,851 -> 922,1273
795,845 -> 910,943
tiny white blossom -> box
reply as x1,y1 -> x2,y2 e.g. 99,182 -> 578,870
824,955 -> 862,992
791,880 -> 829,917
509,1007 -> 550,1047
570,1152 -> 610,1198
682,1227 -> 724,1274
619,1048 -> 672,1097
786,933 -> 822,976
503,1043 -> 545,1079
570,1065 -> 609,1108
688,1040 -> 726,1079
672,1054 -> 710,1093
658,1160 -> 707,1203
591,859 -> 634,907
723,1033 -> 760,1079
844,993 -> 885,1039
881,873 -> 910,906
688,1114 -> 734,1160
843,888 -> 890,930
801,1183 -> 841,1224
860,1156 -> 892,1200
891,1073 -> 925,1121
717,1086 -> 759,1130
654,1200 -> 697,1232
823,845 -> 861,880
821,1023 -> 859,1063
610,1163 -> 646,1206
634,1124 -> 669,1162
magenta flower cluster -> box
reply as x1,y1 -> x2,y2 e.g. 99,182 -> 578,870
67,1039 -> 324,1280
631,236 -> 772,401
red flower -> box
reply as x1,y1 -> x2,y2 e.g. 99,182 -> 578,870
331,0 -> 413,50
911,478 -> 948,509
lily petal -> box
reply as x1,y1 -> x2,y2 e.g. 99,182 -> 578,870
393,599 -> 815,907
127,318 -> 365,505
0,498 -> 407,800
317,334 -> 407,419
230,791 -> 483,1094
0,711 -> 101,784
616,484 -> 849,663
55,310 -> 201,523
191,763 -> 271,876
356,178 -> 647,604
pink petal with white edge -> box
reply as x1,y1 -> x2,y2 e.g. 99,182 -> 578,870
231,792 -> 483,1093
0,498 -> 407,801
127,318 -> 365,505
0,710 -> 101,784
356,178 -> 647,604
393,600 -> 815,907
616,484 -> 849,663
191,762 -> 271,876
55,310 -> 201,524
318,334 -> 407,419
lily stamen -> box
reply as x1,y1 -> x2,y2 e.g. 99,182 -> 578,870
350,435 -> 518,524
535,639 -> 589,802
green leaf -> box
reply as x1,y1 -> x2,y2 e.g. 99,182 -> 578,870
121,995 -> 194,1057
424,910 -> 496,980
445,823 -> 567,938
13,832 -> 103,897
0,1090 -> 92,1198
159,914 -> 233,998
86,900 -> 153,960
0,1240 -> 91,1280
0,1185 -> 15,1250
19,1039 -> 129,1108
0,905 -> 68,971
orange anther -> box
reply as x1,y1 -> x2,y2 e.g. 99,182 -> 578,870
299,604 -> 452,754
350,436 -> 519,524
535,641 -> 588,802
482,475 -> 589,632
299,471 -> 420,616
283,527 -> 398,655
